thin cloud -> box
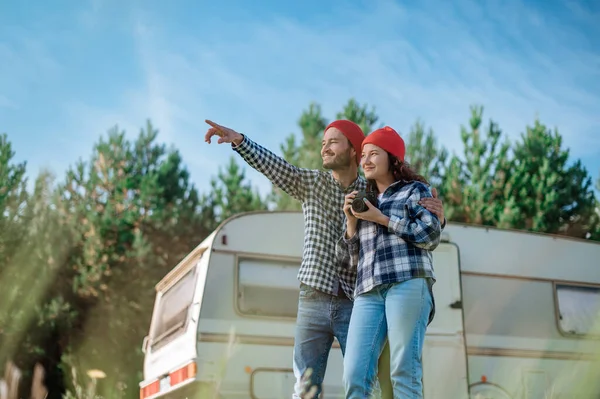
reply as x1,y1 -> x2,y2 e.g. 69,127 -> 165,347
0,31 -> 61,111
3,0 -> 598,197
0,95 -> 17,110
119,0 -> 599,198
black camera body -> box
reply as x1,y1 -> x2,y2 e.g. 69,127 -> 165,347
351,190 -> 378,213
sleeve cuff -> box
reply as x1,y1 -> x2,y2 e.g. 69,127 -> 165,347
232,134 -> 249,152
388,214 -> 409,233
343,230 -> 359,245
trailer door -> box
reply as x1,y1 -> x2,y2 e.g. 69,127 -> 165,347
423,242 -> 469,398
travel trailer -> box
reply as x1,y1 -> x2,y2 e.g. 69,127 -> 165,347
139,210 -> 600,399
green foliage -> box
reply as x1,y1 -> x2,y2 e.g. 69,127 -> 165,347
205,156 -> 268,229
0,134 -> 29,355
497,120 -> 596,237
268,102 -> 327,211
50,121 -> 208,398
439,105 -> 512,225
268,133 -> 303,211
404,119 -> 448,187
435,106 -> 596,238
0,133 -> 28,267
0,146 -> 75,394
296,102 -> 329,171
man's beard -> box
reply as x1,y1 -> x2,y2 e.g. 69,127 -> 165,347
322,149 -> 352,170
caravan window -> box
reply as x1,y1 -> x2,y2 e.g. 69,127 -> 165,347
555,284 -> 600,337
151,267 -> 197,345
237,257 -> 300,318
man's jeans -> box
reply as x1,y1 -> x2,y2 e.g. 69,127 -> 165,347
292,283 -> 353,398
343,278 -> 432,399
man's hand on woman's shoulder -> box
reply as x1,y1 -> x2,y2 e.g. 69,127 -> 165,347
419,187 -> 445,224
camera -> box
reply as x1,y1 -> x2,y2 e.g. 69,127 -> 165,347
351,190 -> 378,213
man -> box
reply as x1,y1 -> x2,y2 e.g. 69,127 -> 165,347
204,119 -> 445,398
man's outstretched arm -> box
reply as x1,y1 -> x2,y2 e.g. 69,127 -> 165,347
205,120 -> 317,201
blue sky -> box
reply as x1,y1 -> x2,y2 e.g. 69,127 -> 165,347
1,0 -> 599,198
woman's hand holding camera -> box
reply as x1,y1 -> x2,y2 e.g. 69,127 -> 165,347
344,191 -> 389,231
343,191 -> 359,238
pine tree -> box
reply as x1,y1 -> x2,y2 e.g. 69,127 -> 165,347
439,105 -> 511,225
0,133 -> 30,365
268,134 -> 303,211
404,120 -> 448,187
208,156 -> 268,225
268,102 -> 327,211
0,135 -> 74,393
4,171 -> 76,394
0,133 -> 28,268
55,121 -> 207,398
504,120 -> 596,237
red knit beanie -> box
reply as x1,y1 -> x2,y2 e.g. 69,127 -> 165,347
324,120 -> 365,164
362,126 -> 406,161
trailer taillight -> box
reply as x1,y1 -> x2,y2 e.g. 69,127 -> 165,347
139,380 -> 159,399
139,361 -> 197,399
169,361 -> 197,386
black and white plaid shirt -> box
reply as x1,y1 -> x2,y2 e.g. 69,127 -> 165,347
336,180 -> 441,299
233,135 -> 365,297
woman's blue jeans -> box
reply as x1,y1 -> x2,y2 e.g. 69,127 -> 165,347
343,278 -> 433,398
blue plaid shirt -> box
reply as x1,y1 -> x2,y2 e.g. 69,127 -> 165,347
336,180 -> 441,299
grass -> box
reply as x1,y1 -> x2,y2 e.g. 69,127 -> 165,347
0,360 -> 47,399
0,326 -> 318,399
4,325 -> 599,399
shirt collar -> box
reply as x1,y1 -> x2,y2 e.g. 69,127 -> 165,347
329,172 -> 364,193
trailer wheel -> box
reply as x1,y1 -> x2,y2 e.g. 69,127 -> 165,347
469,381 -> 512,399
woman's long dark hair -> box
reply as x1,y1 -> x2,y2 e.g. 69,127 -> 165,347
367,154 -> 429,194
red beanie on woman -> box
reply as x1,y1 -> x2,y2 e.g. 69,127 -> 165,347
362,126 -> 406,161
324,120 -> 365,164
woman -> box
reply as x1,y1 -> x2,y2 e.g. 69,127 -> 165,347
336,126 -> 441,398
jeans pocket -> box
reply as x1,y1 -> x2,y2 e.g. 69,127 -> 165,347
299,284 -> 318,300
